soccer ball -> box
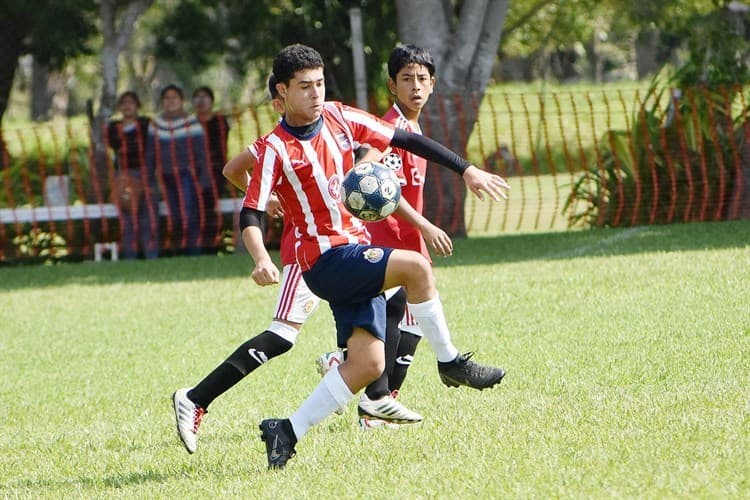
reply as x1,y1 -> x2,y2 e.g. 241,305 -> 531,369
341,161 -> 401,222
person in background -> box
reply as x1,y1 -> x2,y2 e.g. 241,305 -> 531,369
147,84 -> 210,256
192,86 -> 230,250
106,91 -> 159,259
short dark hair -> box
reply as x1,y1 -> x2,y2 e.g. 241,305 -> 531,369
268,74 -> 279,99
160,83 -> 184,100
387,44 -> 435,79
192,86 -> 214,101
117,91 -> 141,107
272,44 -> 325,85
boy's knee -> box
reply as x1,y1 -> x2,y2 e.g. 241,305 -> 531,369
358,354 -> 385,383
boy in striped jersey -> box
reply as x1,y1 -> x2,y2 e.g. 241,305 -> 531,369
177,44 -> 510,469
172,75 -> 425,456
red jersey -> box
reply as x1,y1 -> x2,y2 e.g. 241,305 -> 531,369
366,104 -> 430,260
243,102 -> 395,271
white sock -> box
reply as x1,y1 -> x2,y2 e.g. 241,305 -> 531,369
289,366 -> 353,440
407,296 -> 459,363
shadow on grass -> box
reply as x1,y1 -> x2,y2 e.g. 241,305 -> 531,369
440,220 -> 750,268
1,220 -> 748,291
0,470 -> 172,493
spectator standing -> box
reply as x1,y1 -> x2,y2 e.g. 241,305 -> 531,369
107,91 -> 159,259
147,84 -> 210,255
192,86 -> 230,250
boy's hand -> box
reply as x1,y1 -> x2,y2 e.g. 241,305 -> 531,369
252,258 -> 280,286
419,222 -> 453,257
265,193 -> 284,218
462,165 -> 511,201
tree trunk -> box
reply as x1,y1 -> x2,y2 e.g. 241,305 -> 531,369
0,15 -> 32,170
395,0 -> 510,236
635,29 -> 661,80
0,16 -> 29,127
31,57 -> 54,122
89,0 -> 153,201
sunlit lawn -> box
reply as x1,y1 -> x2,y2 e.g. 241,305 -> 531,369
1,220 -> 748,498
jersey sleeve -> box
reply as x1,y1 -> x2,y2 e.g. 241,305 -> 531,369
243,137 -> 280,212
338,103 -> 396,152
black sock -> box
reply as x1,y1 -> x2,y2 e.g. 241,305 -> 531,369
364,289 -> 406,400
389,331 -> 422,392
188,330 -> 293,409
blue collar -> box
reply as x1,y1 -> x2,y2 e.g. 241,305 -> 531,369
281,116 -> 323,140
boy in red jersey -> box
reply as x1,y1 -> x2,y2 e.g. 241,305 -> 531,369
176,44 -> 510,469
172,75 -> 426,455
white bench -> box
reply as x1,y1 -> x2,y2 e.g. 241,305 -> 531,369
0,197 -> 245,225
1,197 -> 246,261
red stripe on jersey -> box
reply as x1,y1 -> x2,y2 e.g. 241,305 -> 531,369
243,102 -> 395,271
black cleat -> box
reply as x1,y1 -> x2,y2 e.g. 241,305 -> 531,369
438,352 -> 505,390
259,419 -> 297,469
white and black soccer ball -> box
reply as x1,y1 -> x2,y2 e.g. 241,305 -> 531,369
381,152 -> 403,171
341,161 -> 401,222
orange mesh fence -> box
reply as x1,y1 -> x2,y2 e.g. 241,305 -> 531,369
1,85 -> 748,264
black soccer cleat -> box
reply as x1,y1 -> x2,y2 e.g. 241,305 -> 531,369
259,418 -> 297,469
437,352 -> 505,390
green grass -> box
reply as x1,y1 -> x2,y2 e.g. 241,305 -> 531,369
1,221 -> 748,498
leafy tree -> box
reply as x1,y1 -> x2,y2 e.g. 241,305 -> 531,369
152,0 -> 397,106
0,0 -> 97,127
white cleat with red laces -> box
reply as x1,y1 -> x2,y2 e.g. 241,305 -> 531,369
172,387 -> 205,454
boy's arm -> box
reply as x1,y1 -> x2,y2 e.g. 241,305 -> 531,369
223,149 -> 253,192
227,149 -> 280,285
389,128 -> 510,202
241,222 -> 280,286
393,197 -> 452,257
224,149 -> 283,217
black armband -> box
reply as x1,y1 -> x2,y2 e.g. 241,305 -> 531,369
239,206 -> 264,232
391,128 -> 471,174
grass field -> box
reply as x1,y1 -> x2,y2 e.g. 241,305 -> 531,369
1,220 -> 748,498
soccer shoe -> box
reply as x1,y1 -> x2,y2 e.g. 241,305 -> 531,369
357,392 -> 423,424
315,350 -> 345,377
172,388 -> 206,454
259,419 -> 297,469
437,352 -> 505,390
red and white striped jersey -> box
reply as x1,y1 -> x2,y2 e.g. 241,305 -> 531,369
243,101 -> 395,271
366,103 -> 430,261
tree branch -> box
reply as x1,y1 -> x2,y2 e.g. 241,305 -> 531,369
503,0 -> 554,37
114,1 -> 154,53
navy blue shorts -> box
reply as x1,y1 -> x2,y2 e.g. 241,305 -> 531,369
303,244 -> 393,347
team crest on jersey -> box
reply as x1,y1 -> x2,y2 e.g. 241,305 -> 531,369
303,299 -> 315,313
328,175 -> 341,199
335,133 -> 352,151
362,247 -> 385,263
